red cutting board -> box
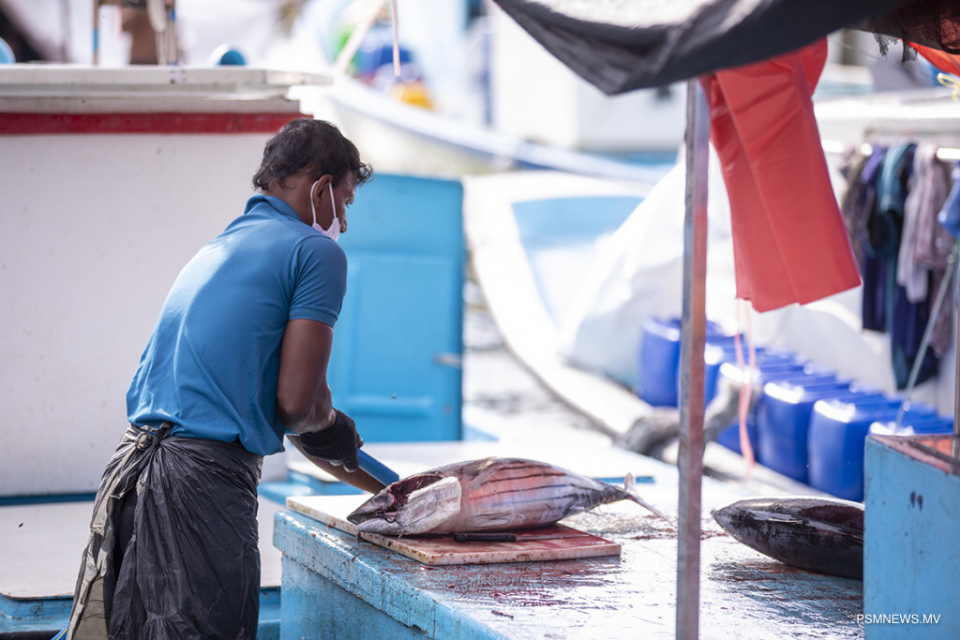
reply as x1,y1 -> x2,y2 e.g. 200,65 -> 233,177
286,495 -> 620,566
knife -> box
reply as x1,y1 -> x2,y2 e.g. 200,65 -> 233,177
453,532 -> 593,543
287,434 -> 400,492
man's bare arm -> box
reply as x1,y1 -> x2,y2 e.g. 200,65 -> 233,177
276,318 -> 336,433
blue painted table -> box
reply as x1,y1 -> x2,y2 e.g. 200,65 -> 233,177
865,435 -> 960,640
274,477 -> 865,639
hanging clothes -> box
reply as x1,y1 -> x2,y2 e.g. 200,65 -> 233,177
868,141 -> 941,389
891,285 -> 939,388
899,143 -> 956,357
839,150 -> 872,265
856,146 -> 890,331
871,142 -> 916,332
873,143 -> 914,258
932,162 -> 960,355
700,38 -> 861,313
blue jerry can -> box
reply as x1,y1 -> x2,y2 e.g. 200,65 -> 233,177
808,397 -> 937,501
713,351 -> 825,459
758,380 -> 881,483
636,317 -> 683,407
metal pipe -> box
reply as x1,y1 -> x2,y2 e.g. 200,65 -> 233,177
954,252 -> 960,458
896,240 -> 960,429
92,0 -> 99,65
61,0 -> 70,62
676,78 -> 710,640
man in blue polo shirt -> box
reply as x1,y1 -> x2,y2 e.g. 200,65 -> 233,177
67,119 -> 373,639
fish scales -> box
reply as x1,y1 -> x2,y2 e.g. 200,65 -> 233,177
454,476 -> 614,531
347,457 -> 666,536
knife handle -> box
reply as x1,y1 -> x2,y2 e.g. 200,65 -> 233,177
453,532 -> 517,543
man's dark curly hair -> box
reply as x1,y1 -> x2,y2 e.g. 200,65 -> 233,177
252,119 -> 373,191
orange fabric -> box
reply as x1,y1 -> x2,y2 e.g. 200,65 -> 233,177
700,39 -> 861,312
908,42 -> 960,76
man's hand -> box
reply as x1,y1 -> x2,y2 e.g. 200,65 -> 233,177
298,409 -> 363,472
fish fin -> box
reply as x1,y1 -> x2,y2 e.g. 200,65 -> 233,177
623,473 -> 670,522
462,457 -> 501,490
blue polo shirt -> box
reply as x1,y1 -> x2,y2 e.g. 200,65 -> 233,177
126,195 -> 347,455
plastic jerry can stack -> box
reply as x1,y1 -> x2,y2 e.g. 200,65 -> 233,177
713,353 -> 840,458
808,397 -> 937,501
635,317 -> 683,407
635,317 -> 728,407
868,414 -> 954,437
757,380 -> 883,483
703,335 -> 743,405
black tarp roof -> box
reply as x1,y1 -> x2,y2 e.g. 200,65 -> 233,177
491,0 -> 960,95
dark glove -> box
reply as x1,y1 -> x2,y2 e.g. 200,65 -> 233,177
299,409 -> 363,472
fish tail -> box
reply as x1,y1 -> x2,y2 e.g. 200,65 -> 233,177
623,473 -> 670,522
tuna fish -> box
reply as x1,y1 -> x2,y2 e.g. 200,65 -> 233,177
712,496 -> 864,579
346,457 -> 667,536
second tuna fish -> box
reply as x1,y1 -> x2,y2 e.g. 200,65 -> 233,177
712,496 -> 864,579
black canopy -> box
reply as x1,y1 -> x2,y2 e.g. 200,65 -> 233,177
491,0 -> 960,95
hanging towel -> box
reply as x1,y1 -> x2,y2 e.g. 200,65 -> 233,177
701,38 -> 861,312
900,144 -> 955,357
897,143 -> 952,304
931,162 -> 960,356
873,142 -> 914,258
911,152 -> 954,273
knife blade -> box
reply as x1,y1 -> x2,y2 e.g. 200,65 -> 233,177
357,449 -> 400,486
453,532 -> 593,543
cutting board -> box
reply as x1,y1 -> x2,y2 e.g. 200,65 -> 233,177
287,495 -> 621,566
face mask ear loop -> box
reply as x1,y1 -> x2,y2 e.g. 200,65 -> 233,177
310,180 -> 321,228
329,183 -> 337,231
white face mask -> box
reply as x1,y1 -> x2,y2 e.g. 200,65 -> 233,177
311,181 -> 340,242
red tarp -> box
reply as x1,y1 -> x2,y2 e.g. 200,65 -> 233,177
701,39 -> 862,312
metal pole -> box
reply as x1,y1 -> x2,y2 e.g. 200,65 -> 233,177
676,78 -> 710,640
953,253 -> 960,459
897,241 -> 960,429
92,0 -> 99,65
61,0 -> 70,62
